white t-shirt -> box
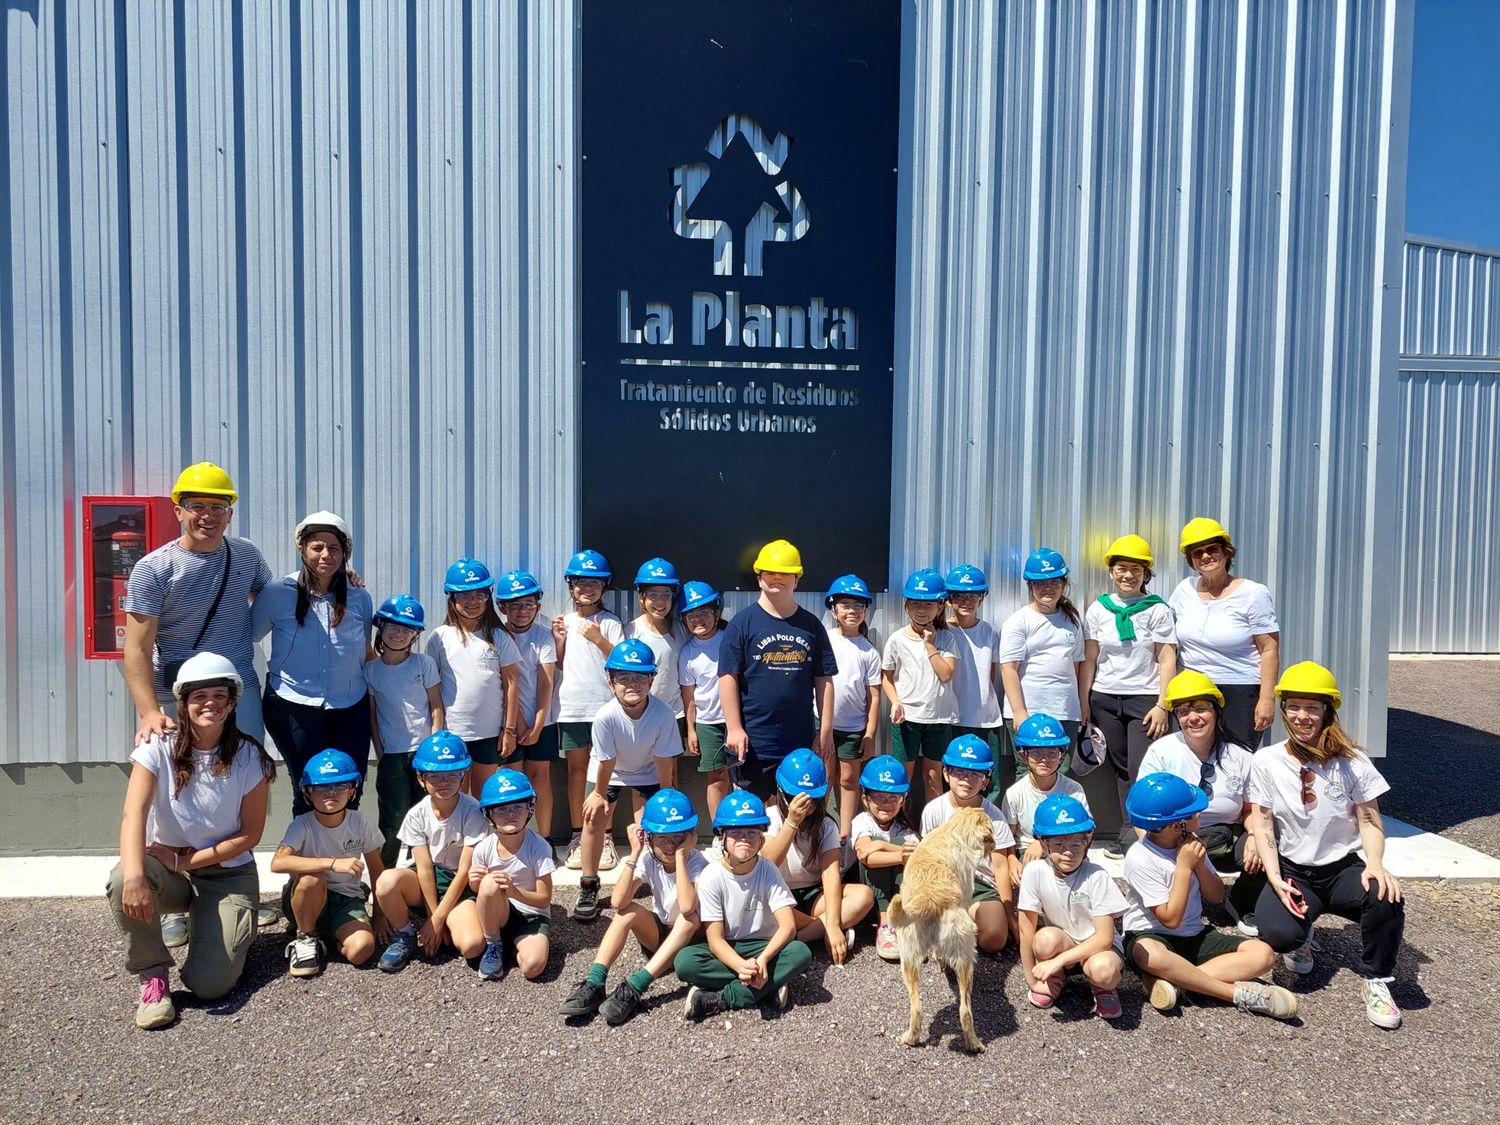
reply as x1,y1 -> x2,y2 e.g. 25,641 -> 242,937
849,810 -> 920,847
426,624 -> 521,740
1168,578 -> 1278,686
279,809 -> 385,898
471,829 -> 556,917
397,794 -> 488,872
551,611 -> 625,722
765,806 -> 841,890
589,696 -> 683,786
635,847 -> 710,925
1084,599 -> 1177,696
881,628 -> 960,723
1121,837 -> 1205,936
919,793 -> 1016,887
1248,741 -> 1391,867
1140,732 -> 1254,828
678,632 -> 726,725
625,617 -> 689,718
949,620 -> 1003,728
1018,859 -> 1129,946
364,653 -> 439,755
1001,774 -> 1090,851
827,630 -> 882,731
502,622 -> 557,728
997,607 -> 1084,720
130,735 -> 270,869
697,857 -> 796,941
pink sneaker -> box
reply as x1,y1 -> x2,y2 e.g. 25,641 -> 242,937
1092,986 -> 1123,1020
135,974 -> 176,1030
1028,976 -> 1063,1009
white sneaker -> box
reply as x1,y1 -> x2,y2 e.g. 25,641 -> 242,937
1235,913 -> 1260,938
564,832 -> 584,870
1362,978 -> 1402,1029
843,927 -> 856,956
1284,940 -> 1315,975
598,835 -> 619,871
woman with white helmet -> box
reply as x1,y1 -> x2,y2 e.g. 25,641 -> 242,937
106,653 -> 277,1029
252,511 -> 375,817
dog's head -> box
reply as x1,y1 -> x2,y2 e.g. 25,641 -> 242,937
949,806 -> 996,856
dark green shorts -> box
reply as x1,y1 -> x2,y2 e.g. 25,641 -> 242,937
859,861 -> 904,912
790,884 -> 824,913
694,722 -> 728,772
1123,926 -> 1248,967
522,723 -> 559,762
432,865 -> 477,904
281,879 -> 370,939
558,722 -> 593,752
970,878 -> 1000,904
833,729 -> 866,761
465,736 -> 501,766
890,720 -> 953,763
501,910 -> 551,942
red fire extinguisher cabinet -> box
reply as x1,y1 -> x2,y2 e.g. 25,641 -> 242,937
82,496 -> 179,660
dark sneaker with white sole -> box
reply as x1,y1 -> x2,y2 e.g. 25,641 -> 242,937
684,986 -> 724,1022
570,878 -> 602,922
285,933 -> 325,978
559,980 -> 607,1017
600,981 -> 644,1025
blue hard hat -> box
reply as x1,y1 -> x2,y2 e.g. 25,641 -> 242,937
641,788 -> 700,834
713,791 -> 771,830
564,549 -> 612,582
1015,712 -> 1072,749
776,748 -> 829,799
604,638 -> 657,675
444,557 -> 494,593
859,754 -> 910,794
678,580 -> 721,614
413,730 -> 472,773
479,768 -> 535,809
495,569 -> 542,601
901,568 -> 947,601
374,594 -> 426,630
945,563 -> 989,594
825,573 -> 873,607
1022,548 -> 1069,581
634,556 -> 680,588
1126,772 -> 1210,831
300,749 -> 361,789
941,733 -> 995,772
1033,794 -> 1095,838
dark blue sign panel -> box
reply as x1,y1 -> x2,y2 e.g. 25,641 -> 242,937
581,0 -> 900,591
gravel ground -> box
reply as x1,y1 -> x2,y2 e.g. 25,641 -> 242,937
3,660 -> 1497,1124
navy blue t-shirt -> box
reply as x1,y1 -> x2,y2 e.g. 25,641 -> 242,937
718,602 -> 838,763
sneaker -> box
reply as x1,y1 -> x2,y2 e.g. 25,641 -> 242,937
160,913 -> 189,949
478,941 -> 505,981
1091,986 -> 1123,1020
564,832 -> 584,870
598,836 -> 619,871
1141,973 -> 1179,1011
1362,979 -> 1402,1029
134,974 -> 176,1030
559,979 -> 607,1017
599,981 -> 644,1026
256,903 -> 280,930
571,878 -> 602,922
1235,913 -> 1260,938
378,928 -> 419,973
1233,981 -> 1299,1020
842,927 -> 856,957
683,985 -> 724,1022
285,933 -> 325,978
1104,839 -> 1128,861
1028,976 -> 1062,1009
772,983 -> 792,1011
875,923 -> 900,962
1284,940 -> 1315,975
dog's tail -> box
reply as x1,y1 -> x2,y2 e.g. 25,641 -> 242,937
888,894 -> 905,928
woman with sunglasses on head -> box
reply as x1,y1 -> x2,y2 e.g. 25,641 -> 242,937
1247,662 -> 1406,1029
1168,518 -> 1279,748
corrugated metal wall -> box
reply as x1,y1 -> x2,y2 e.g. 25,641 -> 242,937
2,0 -> 1411,764
1393,236 -> 1500,652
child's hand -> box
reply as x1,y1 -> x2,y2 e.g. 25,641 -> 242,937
859,735 -> 875,760
626,823 -> 647,856
785,793 -> 815,828
582,791 -> 610,822
500,730 -> 518,760
826,925 -> 848,965
1031,957 -> 1064,985
917,625 -> 936,645
372,913 -> 392,946
418,916 -> 444,956
1177,837 -> 1207,870
486,869 -> 512,892
889,701 -> 905,725
1009,860 -> 1023,889
550,615 -> 568,646
685,730 -> 700,757
739,956 -> 767,988
725,728 -> 749,762
900,843 -> 918,864
468,864 -> 487,890
578,618 -> 604,645
519,721 -> 542,747
332,856 -> 364,878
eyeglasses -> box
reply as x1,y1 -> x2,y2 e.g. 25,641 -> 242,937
1299,766 -> 1318,807
379,622 -> 417,635
1023,748 -> 1063,761
501,597 -> 541,611
723,828 -> 764,841
1198,760 -> 1216,799
1174,701 -> 1216,719
180,501 -> 232,517
308,783 -> 354,796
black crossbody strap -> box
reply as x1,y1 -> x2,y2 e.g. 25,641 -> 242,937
191,543 -> 232,650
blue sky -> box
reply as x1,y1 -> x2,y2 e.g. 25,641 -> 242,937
1406,0 -> 1500,247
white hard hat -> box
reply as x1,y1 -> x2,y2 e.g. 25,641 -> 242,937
172,653 -> 244,699
294,510 -> 352,549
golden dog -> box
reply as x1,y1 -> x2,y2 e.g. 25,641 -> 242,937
888,806 -> 995,1053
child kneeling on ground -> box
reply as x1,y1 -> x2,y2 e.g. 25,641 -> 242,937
272,749 -> 387,977
560,788 -> 707,1024
1121,773 -> 1297,1020
851,754 -> 920,962
675,793 -> 812,1020
470,769 -> 554,981
1016,793 -> 1127,1019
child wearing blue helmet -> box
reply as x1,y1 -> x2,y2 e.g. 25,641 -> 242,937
560,788 -> 708,1025
945,563 -> 1006,800
824,574 -> 882,844
470,769 -> 554,982
763,749 -> 874,964
272,749 -> 388,977
625,557 -> 690,721
999,548 -> 1085,785
1002,713 -> 1090,887
373,732 -> 489,972
677,580 -> 732,820
850,754 -> 920,961
495,570 -> 559,845
675,793 -> 813,1020
919,735 -> 1017,952
1120,773 -> 1297,1020
882,568 -> 960,806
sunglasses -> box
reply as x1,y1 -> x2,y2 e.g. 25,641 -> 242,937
1198,760 -> 1216,799
1299,766 -> 1317,808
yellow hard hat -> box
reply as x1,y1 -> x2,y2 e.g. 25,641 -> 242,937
1104,534 -> 1154,567
171,461 -> 239,506
1163,670 -> 1225,710
1275,661 -> 1341,709
752,538 -> 804,575
1179,516 -> 1232,556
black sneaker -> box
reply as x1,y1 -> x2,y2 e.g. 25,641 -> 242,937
570,878 -> 602,922
1104,839 -> 1128,861
600,980 -> 644,1025
683,985 -> 724,1022
285,933 -> 325,978
559,979 -> 607,1017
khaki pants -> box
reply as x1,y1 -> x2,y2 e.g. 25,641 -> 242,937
106,857 -> 259,1000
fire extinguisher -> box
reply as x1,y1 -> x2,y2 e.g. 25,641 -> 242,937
108,527 -> 145,647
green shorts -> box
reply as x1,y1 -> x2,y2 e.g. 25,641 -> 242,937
833,729 -> 866,761
281,878 -> 370,939
970,877 -> 1000,904
859,861 -> 903,912
1123,927 -> 1248,967
890,720 -> 953,763
501,910 -> 551,943
558,722 -> 593,752
790,884 -> 824,913
432,865 -> 477,904
694,722 -> 728,772
522,723 -> 559,762
465,736 -> 501,766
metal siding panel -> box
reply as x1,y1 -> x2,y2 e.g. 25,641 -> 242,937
1401,237 -> 1500,359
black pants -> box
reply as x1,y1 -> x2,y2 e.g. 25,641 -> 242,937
1216,682 -> 1266,750
1254,852 -> 1405,978
1090,691 -> 1156,843
262,688 -> 372,816
1203,825 -> 1267,919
